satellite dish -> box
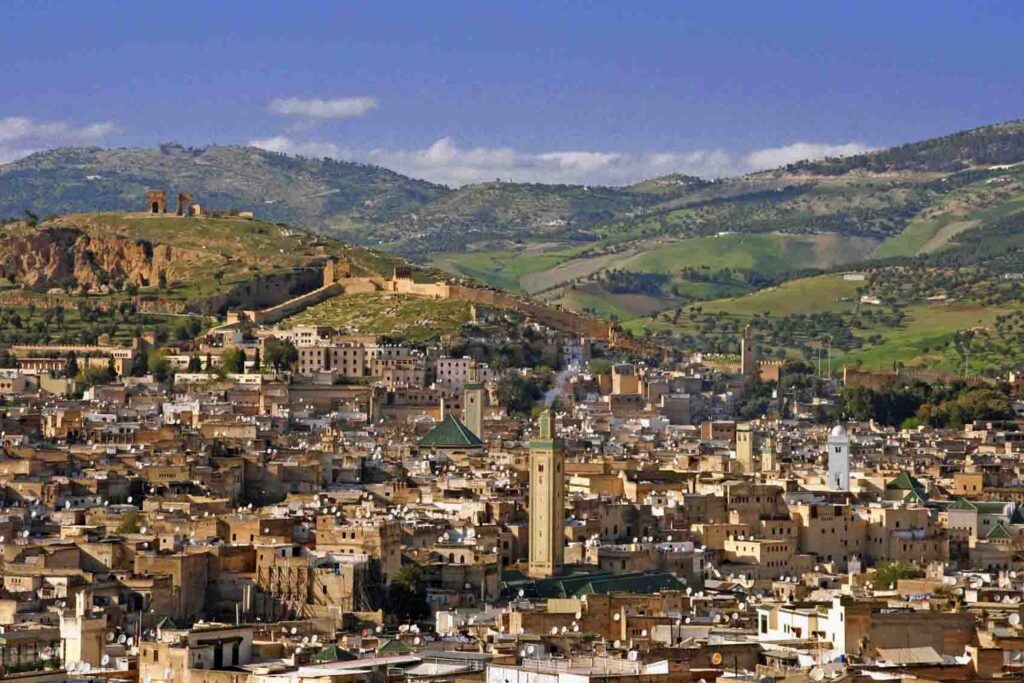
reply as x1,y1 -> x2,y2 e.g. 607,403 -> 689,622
527,645 -> 536,655
613,639 -> 621,648
1010,613 -> 1021,626
810,669 -> 826,682
126,637 -> 134,647
102,654 -> 111,666
106,632 -> 115,642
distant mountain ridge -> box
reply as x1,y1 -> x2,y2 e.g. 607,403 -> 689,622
3,119 -> 1024,257
0,143 -> 446,233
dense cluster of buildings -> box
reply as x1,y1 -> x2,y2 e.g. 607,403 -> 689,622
0,320 -> 1021,683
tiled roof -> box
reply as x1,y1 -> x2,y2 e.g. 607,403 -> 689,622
500,570 -> 686,599
418,414 -> 484,448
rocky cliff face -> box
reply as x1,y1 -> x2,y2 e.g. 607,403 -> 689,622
0,227 -> 197,291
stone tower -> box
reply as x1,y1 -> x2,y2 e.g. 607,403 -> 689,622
146,190 -> 167,214
740,325 -> 758,379
735,422 -> 755,474
761,433 -> 778,472
463,381 -> 485,441
59,591 -> 106,668
528,409 -> 565,578
827,424 -> 850,491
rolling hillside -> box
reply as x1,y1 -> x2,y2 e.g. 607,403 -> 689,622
4,119 -> 1024,370
0,144 -> 447,234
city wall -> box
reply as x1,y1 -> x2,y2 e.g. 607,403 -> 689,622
236,266 -> 649,348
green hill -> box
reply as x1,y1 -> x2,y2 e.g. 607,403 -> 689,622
0,211 -> 420,316
0,144 -> 446,234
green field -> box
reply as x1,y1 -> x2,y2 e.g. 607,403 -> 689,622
431,249 -> 570,292
875,188 -> 1024,258
618,233 -> 879,276
282,292 -> 471,342
699,274 -> 864,317
834,304 -> 1011,371
623,273 -> 1018,372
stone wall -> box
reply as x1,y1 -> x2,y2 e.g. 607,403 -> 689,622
842,366 -> 992,389
238,266 -> 662,355
241,283 -> 345,325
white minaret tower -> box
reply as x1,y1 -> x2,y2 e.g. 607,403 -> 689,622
827,425 -> 850,492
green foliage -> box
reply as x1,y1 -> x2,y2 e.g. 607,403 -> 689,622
220,347 -> 247,374
385,562 -> 431,622
839,381 -> 1014,428
600,269 -> 670,296
147,350 -> 171,382
873,560 -> 924,590
116,510 -> 142,534
916,387 -> 1014,429
80,362 -> 117,388
496,373 -> 543,415
264,338 -> 298,372
64,351 -> 79,378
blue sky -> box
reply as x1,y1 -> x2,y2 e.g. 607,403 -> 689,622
2,1 -> 1022,185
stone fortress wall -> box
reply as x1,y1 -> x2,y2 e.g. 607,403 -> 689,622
233,259 -> 654,352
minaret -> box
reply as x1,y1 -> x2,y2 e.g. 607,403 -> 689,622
740,325 -> 758,380
463,366 -> 485,441
827,425 -> 850,491
59,591 -> 106,668
528,409 -> 565,578
761,434 -> 778,473
735,423 -> 755,474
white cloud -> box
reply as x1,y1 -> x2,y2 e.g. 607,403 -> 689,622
268,96 -> 378,119
745,142 -> 872,170
248,136 -> 353,159
250,134 -> 873,186
0,116 -> 116,163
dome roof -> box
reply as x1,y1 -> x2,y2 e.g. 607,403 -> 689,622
830,424 -> 848,437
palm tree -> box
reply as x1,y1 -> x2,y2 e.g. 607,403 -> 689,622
392,562 -> 425,592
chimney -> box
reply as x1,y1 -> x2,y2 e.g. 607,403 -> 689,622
439,398 -> 446,421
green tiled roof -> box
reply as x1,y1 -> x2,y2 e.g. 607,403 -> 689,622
904,489 -> 928,504
500,570 -> 686,599
987,522 -> 1013,540
418,414 -> 484,448
888,471 -> 929,503
887,471 -> 925,492
378,638 -> 415,654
